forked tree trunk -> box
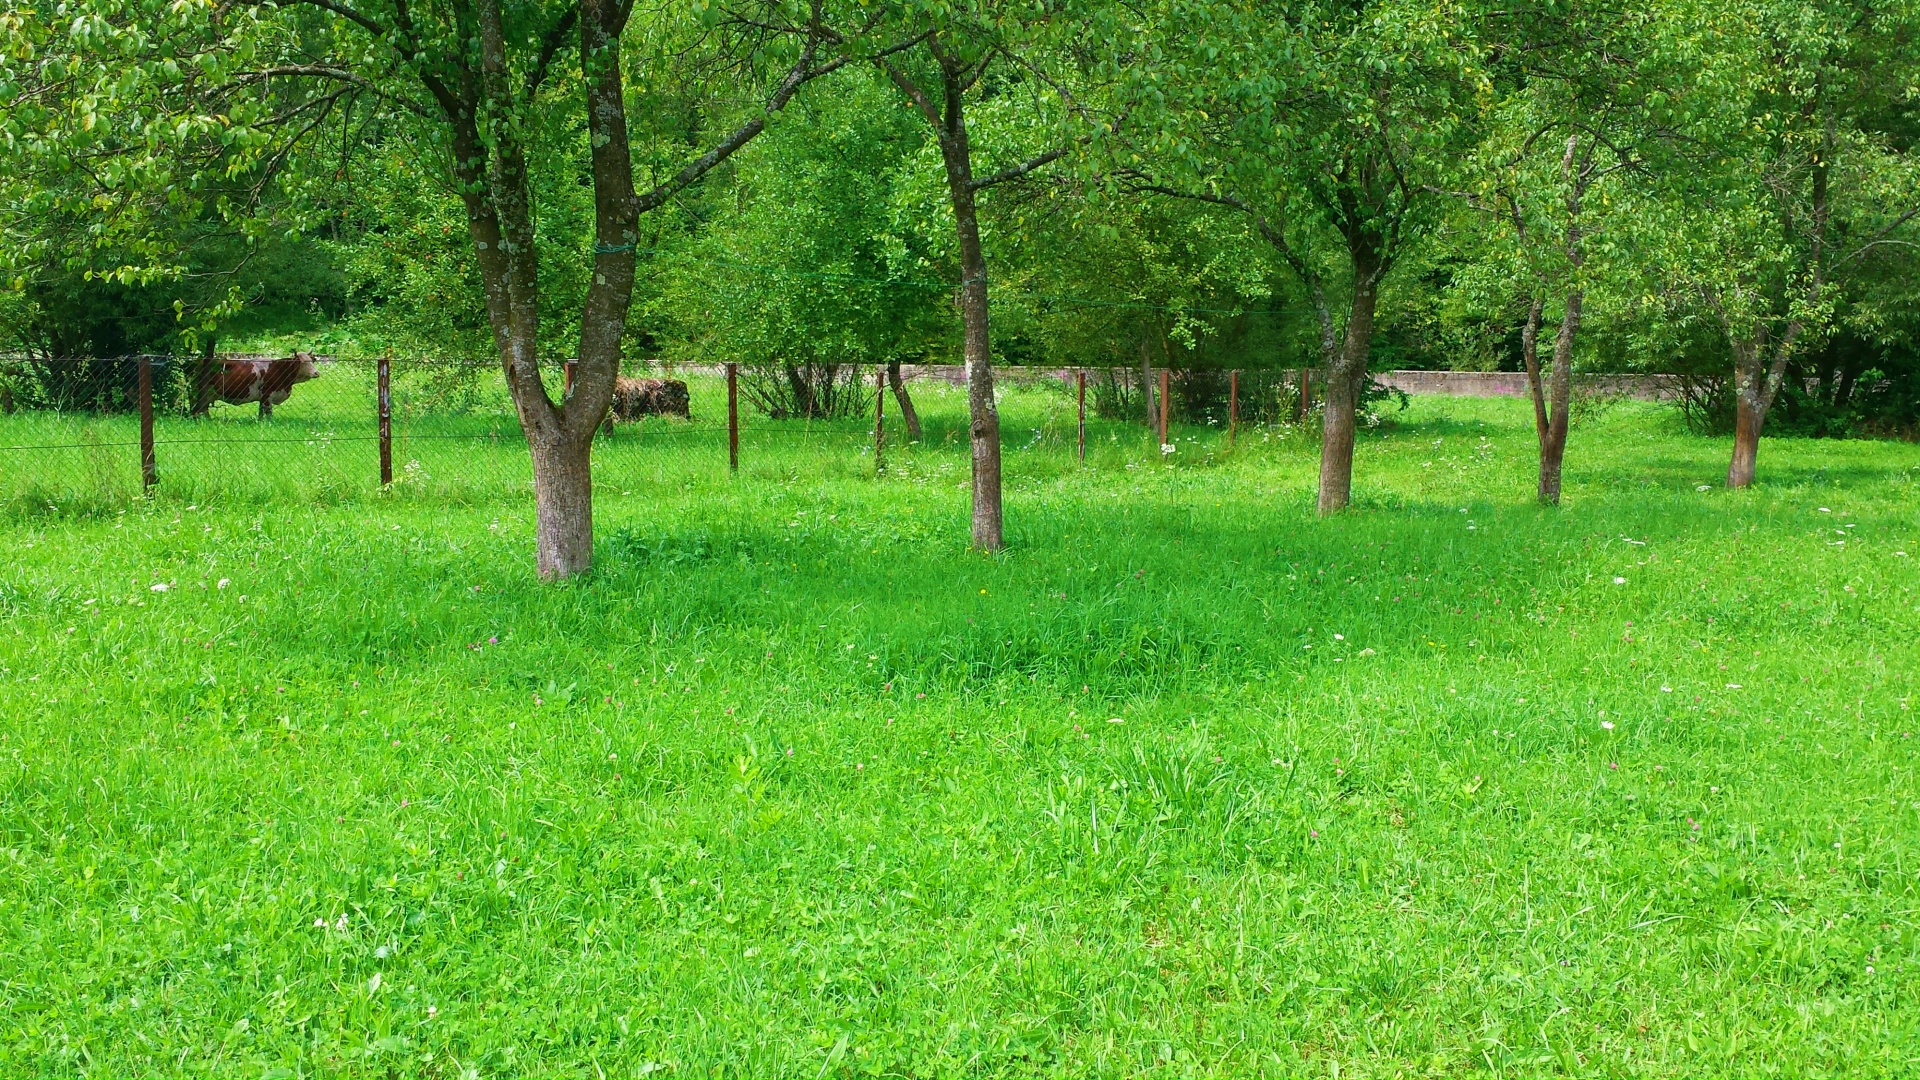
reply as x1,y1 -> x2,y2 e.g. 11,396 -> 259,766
1725,328 -> 1795,490
1539,287 -> 1581,505
408,0 -> 829,578
1317,264 -> 1379,514
551,0 -> 637,575
1724,133 -> 1824,491
465,0 -> 634,578
887,360 -> 922,440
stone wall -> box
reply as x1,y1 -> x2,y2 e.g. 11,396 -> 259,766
665,362 -> 1680,400
1376,370 -> 1678,400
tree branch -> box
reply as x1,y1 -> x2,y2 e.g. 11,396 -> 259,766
968,145 -> 1069,190
958,47 -> 996,94
878,57 -> 942,129
222,65 -> 434,117
526,4 -> 581,97
283,0 -> 390,39
1833,204 -> 1920,270
632,17 -> 845,216
1125,177 -> 1321,291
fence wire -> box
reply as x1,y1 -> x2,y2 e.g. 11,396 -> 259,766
0,357 -> 1316,510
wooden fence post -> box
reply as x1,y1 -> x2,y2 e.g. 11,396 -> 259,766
563,360 -> 577,398
1299,367 -> 1312,421
378,354 -> 393,486
874,364 -> 886,475
1076,369 -> 1086,463
726,363 -> 739,474
1158,367 -> 1171,448
1229,369 -> 1239,449
138,356 -> 156,490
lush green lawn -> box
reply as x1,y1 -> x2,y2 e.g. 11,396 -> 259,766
2,384 -> 1918,1076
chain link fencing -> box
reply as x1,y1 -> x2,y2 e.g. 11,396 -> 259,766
0,356 -> 1322,512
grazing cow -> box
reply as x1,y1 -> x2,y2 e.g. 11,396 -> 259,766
609,376 -> 691,421
191,353 -> 320,418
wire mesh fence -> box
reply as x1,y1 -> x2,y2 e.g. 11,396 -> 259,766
0,356 -> 1320,510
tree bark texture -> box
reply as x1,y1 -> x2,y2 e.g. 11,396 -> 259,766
520,0 -> 636,579
1727,334 -> 1766,489
1520,295 -> 1546,444
530,432 -> 594,578
1318,270 -> 1377,514
950,170 -> 1003,550
1537,136 -> 1589,506
1540,287 -> 1581,505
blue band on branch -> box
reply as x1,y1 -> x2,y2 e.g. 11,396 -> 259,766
594,242 -> 637,255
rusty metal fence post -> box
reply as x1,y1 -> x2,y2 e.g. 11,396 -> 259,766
1076,369 -> 1086,463
726,362 -> 739,474
1229,369 -> 1239,448
378,354 -> 393,486
1158,367 -> 1171,448
138,356 -> 156,490
874,364 -> 886,475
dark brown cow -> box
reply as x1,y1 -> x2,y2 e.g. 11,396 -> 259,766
191,353 -> 320,418
609,377 -> 691,421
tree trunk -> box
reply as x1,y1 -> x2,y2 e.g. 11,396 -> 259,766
934,69 -> 1002,550
1520,296 -> 1546,444
1728,390 -> 1761,488
1310,281 -> 1338,368
572,0 -> 638,418
1139,337 -> 1159,434
1539,141 -> 1592,506
1727,335 -> 1765,488
1834,365 -> 1857,409
1318,265 -> 1378,514
1725,125 -> 1826,490
531,432 -> 594,578
785,365 -> 816,418
190,336 -> 219,419
465,0 -> 636,578
888,359 -> 921,440
1725,324 -> 1799,490
1539,288 -> 1581,505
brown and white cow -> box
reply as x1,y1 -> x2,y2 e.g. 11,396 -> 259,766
190,353 -> 320,418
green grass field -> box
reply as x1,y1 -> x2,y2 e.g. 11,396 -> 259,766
2,381 -> 1919,1076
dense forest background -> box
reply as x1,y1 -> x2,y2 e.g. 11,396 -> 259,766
3,0 -> 1914,439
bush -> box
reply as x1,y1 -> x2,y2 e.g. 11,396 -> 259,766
1670,332 -> 1920,440
0,355 -> 190,415
739,361 -> 872,420
1172,368 -> 1407,428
